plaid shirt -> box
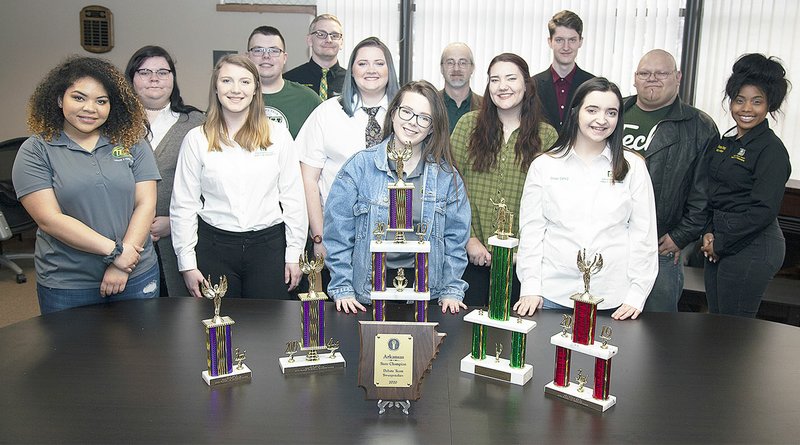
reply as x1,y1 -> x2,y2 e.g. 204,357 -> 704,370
451,111 -> 558,245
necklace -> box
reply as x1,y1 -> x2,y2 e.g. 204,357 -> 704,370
145,104 -> 169,112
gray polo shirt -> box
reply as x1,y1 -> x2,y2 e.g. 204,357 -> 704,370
12,133 -> 161,288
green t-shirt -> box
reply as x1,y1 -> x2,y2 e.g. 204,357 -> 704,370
262,80 -> 323,139
622,103 -> 671,154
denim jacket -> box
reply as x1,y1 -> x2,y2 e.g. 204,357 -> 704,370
324,140 -> 471,304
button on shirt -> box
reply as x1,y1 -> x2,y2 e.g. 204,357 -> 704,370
170,122 -> 308,271
551,65 -> 577,124
297,95 -> 388,205
516,148 -> 658,311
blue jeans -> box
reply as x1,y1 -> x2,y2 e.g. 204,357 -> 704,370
644,253 -> 683,312
37,263 -> 160,315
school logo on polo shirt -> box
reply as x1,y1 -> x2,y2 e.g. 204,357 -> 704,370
111,145 -> 133,160
731,148 -> 746,162
264,106 -> 289,131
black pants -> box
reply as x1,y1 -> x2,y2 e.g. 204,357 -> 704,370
461,263 -> 521,307
196,219 -> 291,299
705,220 -> 785,318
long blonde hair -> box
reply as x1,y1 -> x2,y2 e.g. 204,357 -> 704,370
203,54 -> 271,152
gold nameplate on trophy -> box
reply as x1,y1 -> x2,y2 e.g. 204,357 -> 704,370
373,334 -> 413,387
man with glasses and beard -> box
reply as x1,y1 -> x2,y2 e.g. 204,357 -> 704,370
622,49 -> 719,313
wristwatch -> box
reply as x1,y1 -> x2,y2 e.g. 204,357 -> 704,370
312,234 -> 323,244
103,240 -> 124,265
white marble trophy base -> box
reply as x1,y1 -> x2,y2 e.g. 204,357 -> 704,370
460,355 -> 533,386
544,381 -> 616,412
370,240 -> 430,253
279,354 -> 346,374
371,289 -> 431,301
201,364 -> 252,386
550,333 -> 618,359
463,309 -> 537,333
487,235 -> 519,249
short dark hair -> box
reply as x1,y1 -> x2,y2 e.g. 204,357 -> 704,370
248,26 -> 286,50
548,10 -> 584,38
725,53 -> 790,115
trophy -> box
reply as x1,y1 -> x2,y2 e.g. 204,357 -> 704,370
544,249 -> 619,412
369,139 -> 431,322
460,195 -> 537,386
279,253 -> 346,374
200,275 -> 251,386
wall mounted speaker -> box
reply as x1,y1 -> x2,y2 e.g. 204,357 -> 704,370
80,5 -> 114,53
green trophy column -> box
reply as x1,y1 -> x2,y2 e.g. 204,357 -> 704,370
510,332 -> 526,368
488,244 -> 513,321
471,324 -> 486,359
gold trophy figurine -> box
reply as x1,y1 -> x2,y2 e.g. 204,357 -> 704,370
201,275 -> 228,323
388,139 -> 413,185
577,249 -> 603,298
285,340 -> 300,363
415,223 -> 427,243
600,326 -> 613,349
576,369 -> 587,392
393,269 -> 408,292
490,196 -> 514,240
373,222 -> 386,243
560,314 -> 574,337
299,252 -> 325,297
495,343 -> 503,363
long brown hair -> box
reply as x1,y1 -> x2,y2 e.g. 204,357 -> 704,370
382,80 -> 456,171
203,54 -> 271,152
466,53 -> 547,172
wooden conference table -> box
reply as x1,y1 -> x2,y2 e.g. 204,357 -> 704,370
1,297 -> 798,444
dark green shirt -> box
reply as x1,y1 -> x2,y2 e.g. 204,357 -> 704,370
443,91 -> 475,134
262,80 -> 323,139
622,103 -> 671,154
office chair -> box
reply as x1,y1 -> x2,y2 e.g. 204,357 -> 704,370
0,137 -> 36,283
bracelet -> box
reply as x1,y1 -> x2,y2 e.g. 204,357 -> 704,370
103,240 -> 123,265
312,234 -> 323,244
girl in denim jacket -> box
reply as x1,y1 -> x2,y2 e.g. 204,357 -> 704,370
324,81 -> 471,314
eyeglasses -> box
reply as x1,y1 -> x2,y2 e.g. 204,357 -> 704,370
396,106 -> 433,129
310,30 -> 343,41
635,71 -> 675,80
135,68 -> 172,79
443,59 -> 472,69
248,47 -> 285,58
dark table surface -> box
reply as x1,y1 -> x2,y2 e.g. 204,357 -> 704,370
1,297 -> 799,444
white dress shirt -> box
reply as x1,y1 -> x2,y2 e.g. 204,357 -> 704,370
296,95 -> 388,205
516,147 -> 658,311
170,122 -> 308,271
147,106 -> 180,150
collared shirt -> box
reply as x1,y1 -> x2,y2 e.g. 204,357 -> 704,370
297,95 -> 389,205
708,120 -> 791,256
516,147 -> 658,311
170,122 -> 308,271
324,140 -> 470,303
284,59 -> 346,98
442,90 -> 473,134
550,65 -> 578,122
12,133 -> 160,288
147,106 -> 180,149
262,80 -> 322,139
450,111 -> 558,245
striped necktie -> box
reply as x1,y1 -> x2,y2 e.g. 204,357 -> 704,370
363,107 -> 382,147
319,68 -> 329,100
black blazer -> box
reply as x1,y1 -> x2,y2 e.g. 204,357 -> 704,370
533,66 -> 595,132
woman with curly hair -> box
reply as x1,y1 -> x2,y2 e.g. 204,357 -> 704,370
12,56 -> 161,314
450,53 -> 558,306
701,54 -> 791,318
125,45 -> 205,297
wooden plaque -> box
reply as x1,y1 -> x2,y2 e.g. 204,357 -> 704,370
358,321 -> 446,401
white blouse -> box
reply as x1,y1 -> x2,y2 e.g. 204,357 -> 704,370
516,147 -> 658,311
296,95 -> 388,205
170,122 -> 308,271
